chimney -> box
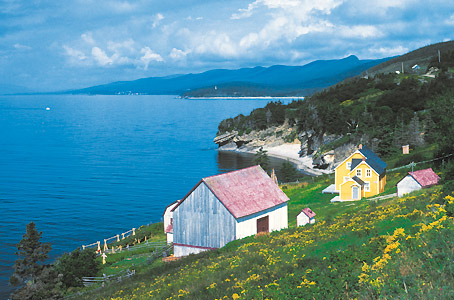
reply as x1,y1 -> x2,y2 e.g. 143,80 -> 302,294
362,157 -> 366,161
358,144 -> 362,149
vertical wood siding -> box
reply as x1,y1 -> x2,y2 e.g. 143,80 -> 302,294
173,182 -> 236,251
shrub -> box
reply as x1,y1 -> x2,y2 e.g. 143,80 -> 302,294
55,248 -> 101,288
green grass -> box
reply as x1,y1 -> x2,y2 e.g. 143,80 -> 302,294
66,162 -> 453,300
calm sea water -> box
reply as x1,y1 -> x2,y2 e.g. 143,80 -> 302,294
0,95 -> 294,298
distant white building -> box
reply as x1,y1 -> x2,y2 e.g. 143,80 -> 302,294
297,208 -> 316,226
163,200 -> 180,244
171,166 -> 289,257
397,168 -> 440,197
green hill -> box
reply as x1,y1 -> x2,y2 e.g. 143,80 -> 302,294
71,163 -> 454,299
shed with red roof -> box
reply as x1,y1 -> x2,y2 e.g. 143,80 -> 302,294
397,168 -> 440,197
171,165 -> 289,257
297,207 -> 316,226
163,200 -> 180,244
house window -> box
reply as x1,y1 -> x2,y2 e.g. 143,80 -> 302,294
346,162 -> 351,170
343,176 -> 349,182
366,169 -> 371,177
356,169 -> 362,177
365,182 -> 370,192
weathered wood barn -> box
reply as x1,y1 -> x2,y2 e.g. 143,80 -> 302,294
397,168 -> 440,197
171,165 -> 289,257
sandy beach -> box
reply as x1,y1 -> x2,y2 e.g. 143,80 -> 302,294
219,143 -> 333,176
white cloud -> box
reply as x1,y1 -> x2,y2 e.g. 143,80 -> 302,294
14,43 -> 32,50
63,45 -> 87,61
152,13 -> 165,28
369,45 -> 408,56
446,14 -> 454,25
169,48 -> 189,60
338,25 -> 383,38
110,1 -> 137,13
81,33 -> 95,45
140,47 -> 163,69
92,47 -> 113,66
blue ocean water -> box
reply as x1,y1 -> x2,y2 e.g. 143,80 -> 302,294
0,95 -> 294,298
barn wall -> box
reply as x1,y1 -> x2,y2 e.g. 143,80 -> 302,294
397,175 -> 421,197
174,244 -> 210,257
173,182 -> 236,256
235,203 -> 288,239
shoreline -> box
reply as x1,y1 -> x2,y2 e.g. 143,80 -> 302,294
182,96 -> 305,100
218,143 -> 332,177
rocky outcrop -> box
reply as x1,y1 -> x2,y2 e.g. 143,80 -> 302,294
214,125 -> 357,173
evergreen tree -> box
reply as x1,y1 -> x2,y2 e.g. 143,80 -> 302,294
253,147 -> 270,171
10,222 -> 62,300
280,160 -> 300,183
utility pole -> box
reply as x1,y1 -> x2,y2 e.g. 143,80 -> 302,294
438,50 -> 441,63
401,62 -> 404,74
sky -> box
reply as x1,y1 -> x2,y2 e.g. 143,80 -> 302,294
0,0 -> 453,92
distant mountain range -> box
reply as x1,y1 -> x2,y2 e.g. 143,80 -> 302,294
67,55 -> 391,97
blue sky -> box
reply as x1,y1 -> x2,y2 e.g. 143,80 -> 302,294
0,0 -> 453,91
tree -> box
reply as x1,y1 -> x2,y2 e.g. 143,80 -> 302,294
429,90 -> 454,158
55,248 -> 100,288
10,222 -> 62,300
280,160 -> 300,183
253,147 -> 270,171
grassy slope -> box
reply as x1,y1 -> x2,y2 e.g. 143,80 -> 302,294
73,147 -> 453,299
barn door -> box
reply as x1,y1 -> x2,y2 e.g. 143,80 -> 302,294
257,216 -> 269,233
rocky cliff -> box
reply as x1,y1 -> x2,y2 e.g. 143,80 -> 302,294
214,123 -> 358,174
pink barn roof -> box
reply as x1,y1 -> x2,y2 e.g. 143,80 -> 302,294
173,165 -> 289,219
408,168 -> 440,187
301,207 -> 316,219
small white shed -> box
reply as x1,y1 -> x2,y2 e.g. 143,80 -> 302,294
397,168 -> 440,197
297,207 -> 316,226
163,200 -> 180,244
172,165 -> 289,257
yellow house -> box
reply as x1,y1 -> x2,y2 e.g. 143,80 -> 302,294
334,145 -> 387,201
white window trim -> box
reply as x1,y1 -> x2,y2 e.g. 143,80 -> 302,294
346,162 -> 351,170
365,181 -> 370,192
356,169 -> 362,177
343,176 -> 349,182
366,169 -> 371,177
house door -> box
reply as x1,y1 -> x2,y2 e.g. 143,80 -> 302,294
352,186 -> 359,200
257,216 -> 269,233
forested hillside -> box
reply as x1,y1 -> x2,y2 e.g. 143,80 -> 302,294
217,49 -> 454,160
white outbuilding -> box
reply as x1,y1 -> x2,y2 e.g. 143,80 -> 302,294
171,165 -> 289,257
397,168 -> 440,197
163,200 -> 180,244
297,207 -> 316,226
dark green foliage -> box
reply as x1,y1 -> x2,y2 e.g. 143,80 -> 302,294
395,152 -> 426,167
55,248 -> 101,288
280,160 -> 300,183
10,222 -> 62,300
252,147 -> 270,171
10,222 -> 52,286
429,90 -> 454,160
427,49 -> 454,71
